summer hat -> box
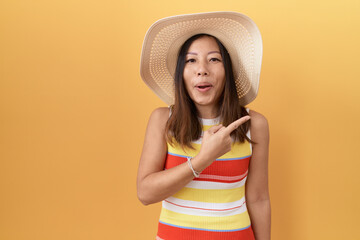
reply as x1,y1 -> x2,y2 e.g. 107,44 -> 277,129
140,11 -> 263,106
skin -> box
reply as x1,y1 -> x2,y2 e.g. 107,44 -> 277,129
137,36 -> 271,239
183,36 -> 225,118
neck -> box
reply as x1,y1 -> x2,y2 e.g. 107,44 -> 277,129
195,104 -> 220,119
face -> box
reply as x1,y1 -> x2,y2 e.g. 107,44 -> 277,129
183,36 -> 225,110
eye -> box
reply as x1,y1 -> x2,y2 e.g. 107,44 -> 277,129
185,58 -> 196,63
210,57 -> 222,62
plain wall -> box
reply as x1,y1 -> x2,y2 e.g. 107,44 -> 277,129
1,0 -> 360,239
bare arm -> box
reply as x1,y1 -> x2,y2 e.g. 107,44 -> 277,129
136,107 -> 195,205
246,110 -> 271,240
137,107 -> 251,205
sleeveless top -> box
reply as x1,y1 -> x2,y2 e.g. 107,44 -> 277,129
156,110 -> 255,240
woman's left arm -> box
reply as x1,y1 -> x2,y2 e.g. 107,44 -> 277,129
246,110 -> 271,240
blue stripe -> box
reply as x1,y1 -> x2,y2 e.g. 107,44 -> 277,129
167,152 -> 189,158
167,152 -> 251,161
215,155 -> 251,161
159,221 -> 251,232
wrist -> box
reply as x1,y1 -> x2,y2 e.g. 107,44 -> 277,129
191,153 -> 214,173
187,157 -> 201,178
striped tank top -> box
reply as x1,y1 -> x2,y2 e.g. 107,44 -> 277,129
156,114 -> 255,240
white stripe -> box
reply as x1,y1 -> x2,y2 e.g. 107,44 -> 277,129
162,197 -> 247,217
199,116 -> 221,126
246,129 -> 251,140
193,138 -> 202,145
165,197 -> 246,211
185,176 -> 247,189
245,108 -> 252,153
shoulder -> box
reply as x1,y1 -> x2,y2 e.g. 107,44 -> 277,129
248,109 -> 268,129
149,107 -> 170,121
147,107 -> 170,130
248,109 -> 269,141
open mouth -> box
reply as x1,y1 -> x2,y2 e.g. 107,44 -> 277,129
196,83 -> 213,88
197,85 -> 212,89
195,84 -> 213,92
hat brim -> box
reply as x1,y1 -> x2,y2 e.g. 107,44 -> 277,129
140,11 -> 263,106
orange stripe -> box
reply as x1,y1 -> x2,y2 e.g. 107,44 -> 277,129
165,154 -> 250,177
157,222 -> 255,240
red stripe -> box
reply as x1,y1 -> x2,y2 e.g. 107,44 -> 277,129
165,154 -> 250,177
157,222 -> 255,240
193,179 -> 246,183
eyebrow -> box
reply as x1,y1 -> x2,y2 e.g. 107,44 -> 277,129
186,51 -> 221,55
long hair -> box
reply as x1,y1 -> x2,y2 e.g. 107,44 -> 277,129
165,34 -> 251,150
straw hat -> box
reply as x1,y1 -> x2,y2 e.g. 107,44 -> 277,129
140,11 -> 263,106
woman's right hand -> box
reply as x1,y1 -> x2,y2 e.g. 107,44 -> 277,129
197,116 -> 251,168
137,108 -> 250,205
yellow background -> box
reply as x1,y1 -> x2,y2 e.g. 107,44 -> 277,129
1,0 -> 359,239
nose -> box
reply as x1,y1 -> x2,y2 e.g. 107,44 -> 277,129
196,61 -> 209,76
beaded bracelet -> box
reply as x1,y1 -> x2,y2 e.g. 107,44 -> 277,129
187,157 -> 201,178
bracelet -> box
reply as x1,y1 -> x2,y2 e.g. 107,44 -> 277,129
187,157 -> 201,178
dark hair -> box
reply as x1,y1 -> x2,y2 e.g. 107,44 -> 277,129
165,34 -> 251,149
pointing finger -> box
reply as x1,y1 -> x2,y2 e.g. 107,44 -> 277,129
224,116 -> 250,135
207,124 -> 223,134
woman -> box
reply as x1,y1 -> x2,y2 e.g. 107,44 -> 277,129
137,12 -> 270,240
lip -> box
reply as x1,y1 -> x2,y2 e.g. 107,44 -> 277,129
195,83 -> 213,92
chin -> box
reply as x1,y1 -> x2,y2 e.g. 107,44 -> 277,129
193,99 -> 215,106
190,94 -> 219,106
